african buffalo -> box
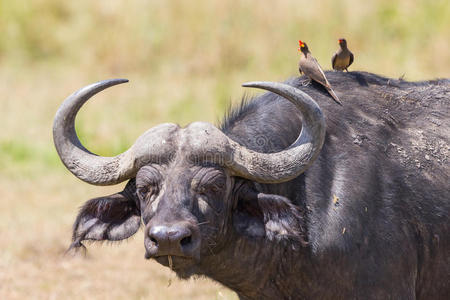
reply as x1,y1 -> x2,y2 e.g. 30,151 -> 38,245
53,71 -> 449,299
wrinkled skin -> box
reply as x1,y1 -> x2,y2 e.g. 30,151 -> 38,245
69,72 -> 449,299
138,163 -> 233,271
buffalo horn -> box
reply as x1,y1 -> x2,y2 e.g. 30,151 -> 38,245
52,79 -> 178,185
222,81 -> 326,183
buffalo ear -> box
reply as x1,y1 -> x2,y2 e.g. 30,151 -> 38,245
233,183 -> 307,247
70,180 -> 141,249
255,193 -> 307,246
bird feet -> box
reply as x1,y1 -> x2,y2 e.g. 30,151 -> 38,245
301,79 -> 311,86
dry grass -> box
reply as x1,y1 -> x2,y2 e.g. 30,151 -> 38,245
0,0 -> 448,299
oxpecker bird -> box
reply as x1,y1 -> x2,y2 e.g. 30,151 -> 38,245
298,40 -> 342,105
332,38 -> 354,72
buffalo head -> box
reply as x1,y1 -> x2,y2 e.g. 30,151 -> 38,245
53,79 -> 325,277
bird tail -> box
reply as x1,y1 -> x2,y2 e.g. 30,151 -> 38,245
326,87 -> 342,105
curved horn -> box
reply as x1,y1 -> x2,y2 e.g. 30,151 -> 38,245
53,79 -> 178,186
225,81 -> 326,183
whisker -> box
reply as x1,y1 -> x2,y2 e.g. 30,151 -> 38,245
197,221 -> 210,226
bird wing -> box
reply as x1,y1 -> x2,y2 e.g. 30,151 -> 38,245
301,56 -> 330,87
331,52 -> 337,69
349,51 -> 354,67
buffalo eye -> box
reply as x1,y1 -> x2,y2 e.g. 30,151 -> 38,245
209,184 -> 220,194
136,165 -> 162,203
191,168 -> 226,213
196,186 -> 206,195
137,187 -> 148,201
196,183 -> 222,196
137,184 -> 159,203
195,182 -> 225,215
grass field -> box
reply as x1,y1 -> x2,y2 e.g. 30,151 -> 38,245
1,0 -> 449,299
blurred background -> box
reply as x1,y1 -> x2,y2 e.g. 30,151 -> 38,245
0,0 -> 448,299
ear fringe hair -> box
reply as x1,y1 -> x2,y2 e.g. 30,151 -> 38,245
257,193 -> 308,248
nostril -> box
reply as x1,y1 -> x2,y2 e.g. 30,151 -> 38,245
150,236 -> 158,246
180,235 -> 192,247
147,225 -> 197,255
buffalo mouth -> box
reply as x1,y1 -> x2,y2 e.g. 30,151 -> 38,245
151,255 -> 198,278
153,255 -> 193,267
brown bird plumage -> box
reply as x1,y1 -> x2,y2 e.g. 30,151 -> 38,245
332,38 -> 354,72
298,40 -> 342,105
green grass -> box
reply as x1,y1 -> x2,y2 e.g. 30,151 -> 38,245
0,140 -> 60,176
